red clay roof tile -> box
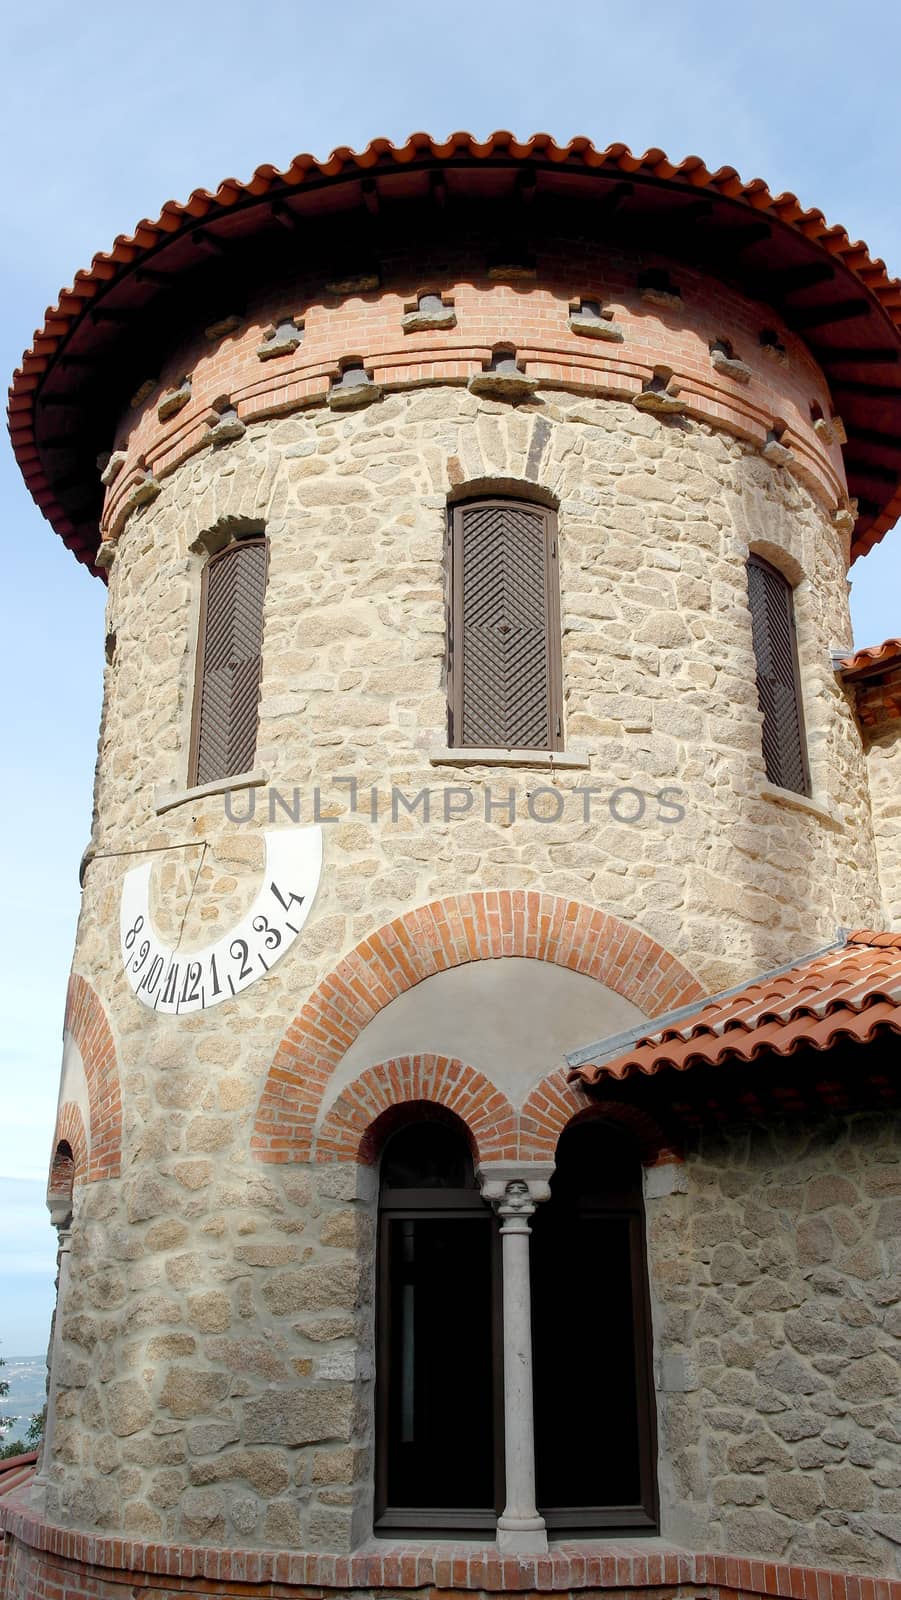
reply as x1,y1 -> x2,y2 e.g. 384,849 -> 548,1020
837,638 -> 901,674
568,930 -> 901,1085
9,132 -> 901,574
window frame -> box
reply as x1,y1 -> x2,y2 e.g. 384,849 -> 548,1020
530,1122 -> 659,1534
746,552 -> 811,797
374,1122 -> 504,1536
447,497 -> 563,752
188,535 -> 268,788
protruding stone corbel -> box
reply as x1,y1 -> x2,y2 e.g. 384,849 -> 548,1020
639,271 -> 681,309
832,416 -> 848,444
760,329 -> 787,363
327,360 -> 382,410
401,291 -> 457,333
257,317 -> 305,360
157,375 -> 192,421
94,538 -> 117,572
813,415 -> 835,445
99,450 -> 127,487
121,466 -> 162,515
204,314 -> 242,342
633,368 -> 686,415
325,269 -> 380,295
710,340 -> 751,384
762,426 -> 794,466
204,396 -> 246,445
833,505 -> 857,537
568,298 -> 624,342
129,378 -> 157,409
469,347 -> 539,403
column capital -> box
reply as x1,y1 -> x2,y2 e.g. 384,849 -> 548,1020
476,1161 -> 554,1214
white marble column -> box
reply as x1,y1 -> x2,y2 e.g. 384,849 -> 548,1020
478,1164 -> 553,1555
32,1201 -> 72,1504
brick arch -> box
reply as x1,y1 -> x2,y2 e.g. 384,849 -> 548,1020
314,1055 -> 517,1165
520,1067 -> 682,1167
252,891 -> 701,1163
64,975 -> 122,1180
48,1103 -> 89,1198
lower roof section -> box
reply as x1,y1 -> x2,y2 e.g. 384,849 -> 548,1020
568,929 -> 901,1086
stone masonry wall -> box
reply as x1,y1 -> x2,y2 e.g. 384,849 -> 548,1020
855,662 -> 901,930
648,1109 -> 901,1576
44,381 -> 889,1557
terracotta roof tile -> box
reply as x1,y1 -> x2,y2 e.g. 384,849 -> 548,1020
568,930 -> 901,1085
9,131 -> 901,573
837,637 -> 901,674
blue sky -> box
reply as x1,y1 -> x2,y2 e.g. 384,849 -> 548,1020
2,0 -> 901,1355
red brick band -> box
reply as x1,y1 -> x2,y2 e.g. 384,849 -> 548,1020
62,975 -> 122,1181
48,1103 -> 89,1196
519,1070 -> 681,1165
0,1490 -> 898,1600
314,1054 -> 518,1164
97,269 -> 847,566
253,892 -> 701,1164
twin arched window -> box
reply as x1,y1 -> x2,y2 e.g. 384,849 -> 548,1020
375,1117 -> 657,1536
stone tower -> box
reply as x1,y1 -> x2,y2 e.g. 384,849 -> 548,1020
3,135 -> 901,1600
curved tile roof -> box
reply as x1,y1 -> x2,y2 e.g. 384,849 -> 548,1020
837,636 -> 901,674
9,132 -> 901,574
568,930 -> 901,1084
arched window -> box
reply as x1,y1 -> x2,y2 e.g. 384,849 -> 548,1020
746,553 -> 810,795
190,538 -> 268,785
448,499 -> 562,750
375,1120 -> 501,1533
530,1120 -> 658,1531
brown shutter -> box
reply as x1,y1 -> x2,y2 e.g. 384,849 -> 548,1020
191,539 -> 267,784
746,554 -> 810,795
449,500 -> 562,750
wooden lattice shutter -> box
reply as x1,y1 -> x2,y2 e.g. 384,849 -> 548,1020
191,539 -> 267,784
746,554 -> 810,795
449,501 -> 562,750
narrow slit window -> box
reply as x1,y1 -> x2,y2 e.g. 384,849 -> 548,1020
746,553 -> 810,796
448,499 -> 562,750
190,538 -> 267,785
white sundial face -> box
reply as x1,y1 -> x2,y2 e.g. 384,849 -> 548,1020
120,826 -> 323,1014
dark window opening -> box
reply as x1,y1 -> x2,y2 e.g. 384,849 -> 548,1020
746,553 -> 810,795
531,1121 -> 658,1533
448,499 -> 562,750
190,537 -> 267,786
375,1121 -> 502,1534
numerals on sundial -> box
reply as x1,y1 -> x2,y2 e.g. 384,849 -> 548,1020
119,828 -> 322,1014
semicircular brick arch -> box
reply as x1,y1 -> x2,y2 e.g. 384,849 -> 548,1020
252,890 -> 701,1163
64,974 -> 122,1180
48,1102 -> 90,1196
520,1067 -> 682,1167
314,1054 -> 517,1165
